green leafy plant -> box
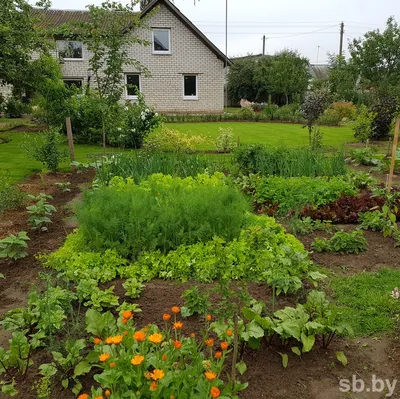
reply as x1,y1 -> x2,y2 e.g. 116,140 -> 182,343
0,171 -> 24,214
352,105 -> 377,142
76,279 -> 119,310
181,286 -> 211,317
289,216 -> 333,235
122,278 -> 145,299
39,339 -> 91,395
76,173 -> 250,259
0,232 -> 30,261
55,182 -> 71,192
312,230 -> 368,254
26,198 -> 56,231
21,129 -> 69,172
348,147 -> 381,166
215,127 -> 236,153
0,332 -> 31,395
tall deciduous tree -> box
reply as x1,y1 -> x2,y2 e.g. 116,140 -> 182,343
0,0 -> 50,90
349,17 -> 400,89
61,0 -> 152,148
268,50 -> 310,105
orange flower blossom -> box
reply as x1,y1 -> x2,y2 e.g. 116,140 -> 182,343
174,340 -> 182,349
131,355 -> 145,366
204,371 -> 217,381
220,341 -> 229,351
163,313 -> 171,321
150,381 -> 158,391
173,321 -> 183,330
150,369 -> 165,380
215,351 -> 222,359
93,337 -> 102,345
211,386 -> 221,398
99,353 -> 110,362
133,331 -> 146,342
149,333 -> 163,344
171,306 -> 180,314
205,338 -> 214,347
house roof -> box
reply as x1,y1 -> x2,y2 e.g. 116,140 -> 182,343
32,0 -> 231,65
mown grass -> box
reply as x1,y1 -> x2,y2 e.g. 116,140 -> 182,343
331,268 -> 400,336
163,122 -> 355,150
0,131 -> 119,183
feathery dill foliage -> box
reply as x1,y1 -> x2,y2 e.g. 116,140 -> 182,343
233,145 -> 347,177
76,173 -> 250,259
94,152 -> 232,184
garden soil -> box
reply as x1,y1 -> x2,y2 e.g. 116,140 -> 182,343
1,171 -> 400,399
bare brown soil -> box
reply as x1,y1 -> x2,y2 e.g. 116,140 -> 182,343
1,171 -> 400,399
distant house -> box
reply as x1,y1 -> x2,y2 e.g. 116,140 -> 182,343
1,0 -> 230,114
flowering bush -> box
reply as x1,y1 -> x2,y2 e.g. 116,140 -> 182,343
115,94 -> 162,149
80,307 -> 247,398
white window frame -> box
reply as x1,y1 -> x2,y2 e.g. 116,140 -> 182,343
57,40 -> 84,61
63,78 -> 84,88
125,73 -> 141,100
152,29 -> 171,54
183,75 -> 198,100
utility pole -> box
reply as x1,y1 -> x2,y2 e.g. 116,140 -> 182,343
262,35 -> 266,55
339,21 -> 344,58
316,45 -> 320,64
225,0 -> 228,110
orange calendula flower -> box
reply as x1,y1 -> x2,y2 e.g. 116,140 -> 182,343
206,314 -> 212,321
163,313 -> 171,321
105,390 -> 111,397
122,318 -> 128,325
94,396 -> 104,399
215,351 -> 222,359
174,340 -> 182,349
124,330 -> 129,336
211,386 -> 221,398
162,354 -> 167,361
220,341 -> 229,351
144,371 -> 152,380
109,362 -> 116,368
99,353 -> 110,362
205,338 -> 214,347
122,310 -> 133,320
173,321 -> 183,330
190,332 -> 196,338
133,331 -> 146,342
112,335 -> 123,345
171,306 -> 180,314
204,371 -> 217,381
93,337 -> 102,345
78,395 -> 89,399
149,333 -> 163,344
226,329 -> 233,337
131,355 -> 145,366
105,337 -> 113,345
150,369 -> 165,381
150,381 -> 158,391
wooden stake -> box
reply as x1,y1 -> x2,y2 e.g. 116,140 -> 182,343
387,119 -> 400,192
237,136 -> 240,148
66,117 -> 76,172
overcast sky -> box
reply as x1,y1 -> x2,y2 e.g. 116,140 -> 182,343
45,0 -> 398,63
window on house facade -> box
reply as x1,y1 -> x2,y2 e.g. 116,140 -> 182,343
63,79 -> 83,89
152,29 -> 171,53
125,74 -> 141,99
57,41 -> 83,59
183,75 -> 198,100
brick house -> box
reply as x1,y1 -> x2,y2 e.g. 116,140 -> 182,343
26,0 -> 229,114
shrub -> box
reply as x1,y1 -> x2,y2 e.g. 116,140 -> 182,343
238,107 -> 255,119
143,127 -> 206,153
233,145 -> 347,177
370,93 -> 399,140
312,230 -> 368,254
244,175 -> 357,216
263,104 -> 279,119
331,101 -> 357,120
215,127 -> 236,153
352,105 -> 376,142
21,129 -> 69,171
317,108 -> 342,126
4,96 -> 30,118
76,173 -> 250,259
0,171 -> 24,214
274,103 -> 303,123
114,94 -> 162,148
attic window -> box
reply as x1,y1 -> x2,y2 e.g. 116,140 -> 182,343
152,29 -> 171,54
57,40 -> 83,60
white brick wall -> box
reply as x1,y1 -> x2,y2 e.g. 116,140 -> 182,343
55,4 -> 225,114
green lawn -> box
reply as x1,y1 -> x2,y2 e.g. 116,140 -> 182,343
165,122 -> 355,150
0,131 -> 121,183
